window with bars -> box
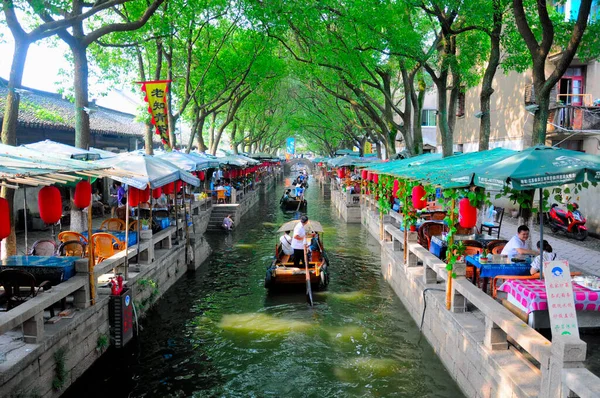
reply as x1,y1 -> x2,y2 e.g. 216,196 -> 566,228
421,109 -> 437,127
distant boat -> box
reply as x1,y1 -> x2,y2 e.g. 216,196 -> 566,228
265,220 -> 329,289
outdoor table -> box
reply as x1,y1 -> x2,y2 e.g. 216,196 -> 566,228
466,255 -> 531,292
499,279 -> 600,328
82,230 -> 138,246
1,256 -> 77,286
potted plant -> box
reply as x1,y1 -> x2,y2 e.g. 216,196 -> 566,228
140,218 -> 150,230
480,248 -> 489,263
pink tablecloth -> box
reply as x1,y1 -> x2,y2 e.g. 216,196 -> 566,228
500,279 -> 600,314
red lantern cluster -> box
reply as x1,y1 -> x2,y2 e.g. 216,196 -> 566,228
411,185 -> 427,210
128,187 -> 140,207
38,186 -> 62,224
73,180 -> 91,209
0,198 -> 10,240
459,198 -> 477,228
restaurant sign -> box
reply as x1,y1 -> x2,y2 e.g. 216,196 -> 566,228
543,260 -> 579,338
137,80 -> 172,148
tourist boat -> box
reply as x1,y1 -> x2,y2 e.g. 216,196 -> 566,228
265,220 -> 329,289
280,188 -> 307,210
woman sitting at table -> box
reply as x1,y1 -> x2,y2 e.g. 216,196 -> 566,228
530,240 -> 558,275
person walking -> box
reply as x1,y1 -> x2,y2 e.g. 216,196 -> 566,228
292,215 -> 309,268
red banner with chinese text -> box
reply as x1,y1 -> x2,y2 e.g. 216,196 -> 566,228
137,80 -> 171,147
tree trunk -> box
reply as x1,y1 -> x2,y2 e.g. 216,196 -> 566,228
531,84 -> 552,145
144,122 -> 154,154
208,112 -> 217,151
410,71 -> 425,155
437,84 -> 452,157
196,114 -> 207,152
73,46 -> 91,150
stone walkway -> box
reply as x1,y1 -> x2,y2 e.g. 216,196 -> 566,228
499,218 -> 600,277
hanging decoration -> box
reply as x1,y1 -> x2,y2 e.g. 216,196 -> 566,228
128,187 -> 140,207
176,180 -> 183,193
373,173 -> 379,184
140,187 -> 151,203
361,169 -> 368,180
38,186 -> 62,224
199,171 -> 205,181
337,169 -> 344,178
73,180 -> 92,209
392,180 -> 400,197
137,80 -> 172,148
152,187 -> 162,199
163,182 -> 175,195
412,185 -> 427,210
0,198 -> 10,240
458,197 -> 477,228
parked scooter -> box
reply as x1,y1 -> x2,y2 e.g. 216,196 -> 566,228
547,203 -> 588,241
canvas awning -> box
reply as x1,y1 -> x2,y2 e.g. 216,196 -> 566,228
277,220 -> 324,234
24,139 -> 100,161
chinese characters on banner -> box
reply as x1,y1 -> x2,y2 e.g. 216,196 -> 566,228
138,80 -> 171,148
543,260 -> 579,338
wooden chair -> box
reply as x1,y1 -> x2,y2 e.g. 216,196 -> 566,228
480,207 -> 505,239
128,220 -> 139,231
58,231 -> 88,245
91,233 -> 125,263
57,240 -> 86,257
0,269 -> 51,311
492,272 -> 582,299
455,223 -> 476,235
487,240 -> 508,255
462,240 -> 483,282
28,239 -> 58,256
100,218 -> 126,231
217,190 -> 226,204
418,222 -> 449,249
430,211 -> 447,220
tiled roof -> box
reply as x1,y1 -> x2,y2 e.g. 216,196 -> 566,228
0,78 -> 145,137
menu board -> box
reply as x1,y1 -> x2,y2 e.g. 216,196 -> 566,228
543,260 -> 579,338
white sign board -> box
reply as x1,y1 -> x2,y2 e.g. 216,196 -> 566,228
543,260 -> 579,338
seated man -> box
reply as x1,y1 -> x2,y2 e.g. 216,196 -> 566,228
501,225 -> 538,260
279,231 -> 294,263
222,214 -> 234,230
280,189 -> 292,203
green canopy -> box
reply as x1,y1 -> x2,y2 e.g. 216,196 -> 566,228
335,149 -> 360,156
463,145 -> 600,190
362,153 -> 441,173
328,155 -> 379,167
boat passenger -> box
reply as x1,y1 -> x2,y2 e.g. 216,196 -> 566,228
295,183 -> 304,198
279,231 -> 294,263
530,240 -> 558,275
501,225 -> 538,260
292,216 -> 309,268
280,189 -> 291,203
223,214 -> 234,231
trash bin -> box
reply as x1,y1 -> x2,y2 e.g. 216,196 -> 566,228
109,287 -> 134,348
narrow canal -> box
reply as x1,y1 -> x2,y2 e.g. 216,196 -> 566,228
65,177 -> 463,397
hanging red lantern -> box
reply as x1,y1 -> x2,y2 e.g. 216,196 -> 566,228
38,186 -> 62,224
140,187 -> 150,203
337,169 -> 344,178
459,197 -> 477,228
0,198 -> 10,240
373,173 -> 379,184
411,185 -> 427,210
199,171 -> 205,181
128,187 -> 140,207
361,169 -> 368,180
367,171 -> 372,181
175,180 -> 183,193
224,171 -> 230,179
392,179 -> 400,197
73,180 -> 92,209
152,187 -> 162,199
163,182 -> 175,195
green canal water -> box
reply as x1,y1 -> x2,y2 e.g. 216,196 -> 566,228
64,179 -> 463,397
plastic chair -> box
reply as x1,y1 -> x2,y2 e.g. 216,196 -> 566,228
217,190 -> 226,204
0,269 -> 51,311
100,218 -> 126,231
28,239 -> 58,256
58,231 -> 88,245
91,233 -> 125,263
58,240 -> 86,257
480,207 -> 504,238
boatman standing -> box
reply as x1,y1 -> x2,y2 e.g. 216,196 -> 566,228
292,215 -> 309,268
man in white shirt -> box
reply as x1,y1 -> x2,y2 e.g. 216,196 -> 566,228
279,231 -> 294,263
292,215 -> 309,268
501,225 -> 538,260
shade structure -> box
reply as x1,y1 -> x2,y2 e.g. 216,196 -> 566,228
156,151 -> 214,172
462,145 -> 600,190
328,155 -> 380,168
277,220 -> 324,234
24,139 -> 100,161
88,147 -> 119,159
361,153 -> 441,173
95,152 -> 200,189
335,149 -> 359,156
216,155 -> 249,167
235,154 -> 261,165
188,152 -> 220,168
249,152 -> 280,161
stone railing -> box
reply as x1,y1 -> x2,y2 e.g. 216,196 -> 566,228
366,193 -> 600,397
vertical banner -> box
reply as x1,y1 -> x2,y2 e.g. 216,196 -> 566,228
364,142 -> 372,154
137,80 -> 172,148
286,137 -> 295,155
543,260 -> 579,338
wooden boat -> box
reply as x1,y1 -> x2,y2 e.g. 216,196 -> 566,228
265,220 -> 329,289
280,197 -> 307,210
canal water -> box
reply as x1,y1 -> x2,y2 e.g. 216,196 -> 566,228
64,178 -> 463,397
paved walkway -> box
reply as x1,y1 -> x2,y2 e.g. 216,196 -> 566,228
499,218 -> 600,277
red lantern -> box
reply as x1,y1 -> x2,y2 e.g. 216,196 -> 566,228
337,169 -> 344,178
224,171 -> 230,179
199,171 -> 205,181
163,182 -> 175,195
152,187 -> 162,199
0,198 -> 10,240
38,186 -> 62,224
373,173 -> 379,184
367,171 -> 372,181
140,187 -> 150,203
411,185 -> 427,210
459,197 -> 477,228
176,180 -> 183,193
392,179 -> 400,197
361,169 -> 368,180
73,180 -> 91,209
128,187 -> 140,207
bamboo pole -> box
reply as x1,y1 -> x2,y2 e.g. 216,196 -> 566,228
87,178 -> 96,306
124,194 -> 130,279
445,198 -> 456,310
